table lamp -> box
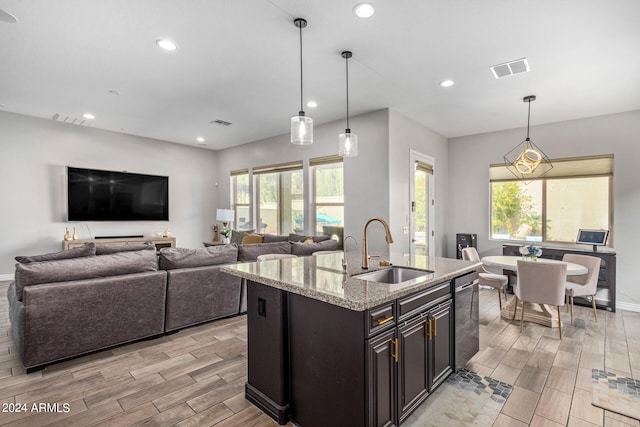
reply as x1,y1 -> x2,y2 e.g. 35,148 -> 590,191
216,209 -> 235,229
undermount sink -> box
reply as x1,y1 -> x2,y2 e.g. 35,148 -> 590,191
353,267 -> 433,284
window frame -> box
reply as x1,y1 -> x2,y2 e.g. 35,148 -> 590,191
311,156 -> 344,235
489,155 -> 613,246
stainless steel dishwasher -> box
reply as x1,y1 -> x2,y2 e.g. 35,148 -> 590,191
455,280 -> 479,368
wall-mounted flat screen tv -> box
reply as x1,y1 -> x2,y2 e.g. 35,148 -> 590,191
67,167 -> 169,221
576,229 -> 609,246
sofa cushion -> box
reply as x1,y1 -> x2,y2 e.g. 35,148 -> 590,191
96,242 -> 154,255
15,243 -> 96,264
288,233 -> 308,242
241,233 -> 264,244
313,235 -> 331,243
159,245 -> 238,270
263,234 -> 289,243
291,239 -> 339,256
231,229 -> 255,246
14,249 -> 158,301
238,241 -> 292,262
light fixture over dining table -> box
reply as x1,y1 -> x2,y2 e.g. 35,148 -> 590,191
503,95 -> 553,182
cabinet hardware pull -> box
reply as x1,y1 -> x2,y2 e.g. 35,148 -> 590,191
433,316 -> 437,337
391,338 -> 398,363
377,315 -> 394,325
426,319 -> 432,339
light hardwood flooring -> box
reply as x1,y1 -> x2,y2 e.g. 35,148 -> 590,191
0,281 -> 638,426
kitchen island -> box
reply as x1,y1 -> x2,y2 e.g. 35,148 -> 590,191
222,251 -> 480,427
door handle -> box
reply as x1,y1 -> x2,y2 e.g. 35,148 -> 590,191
426,319 -> 432,339
376,315 -> 394,325
391,338 -> 398,363
433,316 -> 437,337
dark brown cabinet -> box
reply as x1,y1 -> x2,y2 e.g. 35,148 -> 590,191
245,278 -> 456,427
367,329 -> 398,427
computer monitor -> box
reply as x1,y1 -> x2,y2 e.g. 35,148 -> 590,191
576,229 -> 609,251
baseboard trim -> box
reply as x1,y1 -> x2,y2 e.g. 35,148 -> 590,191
0,274 -> 14,282
616,301 -> 640,313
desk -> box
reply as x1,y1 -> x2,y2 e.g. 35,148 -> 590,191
481,256 -> 587,328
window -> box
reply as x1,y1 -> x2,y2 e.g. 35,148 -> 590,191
254,161 -> 304,235
490,155 -> 613,244
231,170 -> 250,230
311,156 -> 344,235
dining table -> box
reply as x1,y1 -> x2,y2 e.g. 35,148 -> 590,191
481,255 -> 588,328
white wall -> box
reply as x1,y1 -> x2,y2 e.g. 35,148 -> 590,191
0,111 -> 218,277
448,110 -> 640,310
215,109 -> 390,252
389,110 -> 449,256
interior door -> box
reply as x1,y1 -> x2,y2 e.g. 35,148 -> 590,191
410,151 -> 435,258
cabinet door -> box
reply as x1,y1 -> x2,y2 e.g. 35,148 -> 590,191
428,301 -> 453,390
397,316 -> 429,423
367,329 -> 397,427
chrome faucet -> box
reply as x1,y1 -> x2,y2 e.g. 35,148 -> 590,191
342,235 -> 358,272
362,217 -> 394,269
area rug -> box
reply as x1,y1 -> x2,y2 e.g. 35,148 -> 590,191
592,369 -> 640,420
404,369 -> 513,426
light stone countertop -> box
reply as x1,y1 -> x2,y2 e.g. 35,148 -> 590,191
221,251 -> 481,311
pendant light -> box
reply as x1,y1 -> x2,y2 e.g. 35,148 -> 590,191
338,51 -> 358,157
503,95 -> 552,182
290,18 -> 313,145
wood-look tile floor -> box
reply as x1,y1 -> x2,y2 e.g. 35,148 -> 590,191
0,280 -> 639,426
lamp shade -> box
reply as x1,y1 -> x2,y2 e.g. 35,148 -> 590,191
216,209 -> 235,222
338,130 -> 358,157
291,113 -> 313,145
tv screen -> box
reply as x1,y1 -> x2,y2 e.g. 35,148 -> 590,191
576,229 -> 608,246
67,167 -> 169,221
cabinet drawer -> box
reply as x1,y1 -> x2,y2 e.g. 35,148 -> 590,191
366,303 -> 396,338
398,282 -> 451,321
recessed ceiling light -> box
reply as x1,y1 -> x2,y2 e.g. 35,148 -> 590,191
156,39 -> 177,51
83,113 -> 95,120
353,3 -> 375,18
440,80 -> 455,87
196,137 -> 205,142
306,101 -> 318,108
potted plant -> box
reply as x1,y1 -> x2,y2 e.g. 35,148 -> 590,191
220,226 -> 232,244
519,244 -> 542,260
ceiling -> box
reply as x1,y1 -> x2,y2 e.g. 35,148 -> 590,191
1,0 -> 639,150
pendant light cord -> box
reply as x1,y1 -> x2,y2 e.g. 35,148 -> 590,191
526,98 -> 531,140
345,55 -> 350,130
299,23 -> 304,113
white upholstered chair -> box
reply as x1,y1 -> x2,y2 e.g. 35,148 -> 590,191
256,254 -> 297,261
562,254 -> 601,324
461,247 -> 509,310
512,260 -> 567,339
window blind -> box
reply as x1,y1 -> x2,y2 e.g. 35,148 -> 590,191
310,155 -> 343,167
253,161 -> 304,175
490,154 -> 613,182
415,160 -> 433,174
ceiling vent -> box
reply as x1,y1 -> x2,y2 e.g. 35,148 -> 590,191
210,119 -> 232,127
51,113 -> 93,126
490,58 -> 530,79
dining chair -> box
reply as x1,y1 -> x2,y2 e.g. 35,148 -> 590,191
512,260 -> 567,339
562,254 -> 601,325
461,247 -> 509,310
256,254 -> 297,261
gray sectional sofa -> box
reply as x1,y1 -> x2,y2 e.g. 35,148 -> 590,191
7,235 -> 338,372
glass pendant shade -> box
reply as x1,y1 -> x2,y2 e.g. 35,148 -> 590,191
291,112 -> 313,145
338,130 -> 358,157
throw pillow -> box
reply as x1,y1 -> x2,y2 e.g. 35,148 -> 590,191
303,236 -> 314,244
288,233 -> 308,242
15,242 -> 96,264
263,234 -> 289,243
231,229 -> 255,246
241,233 -> 264,244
